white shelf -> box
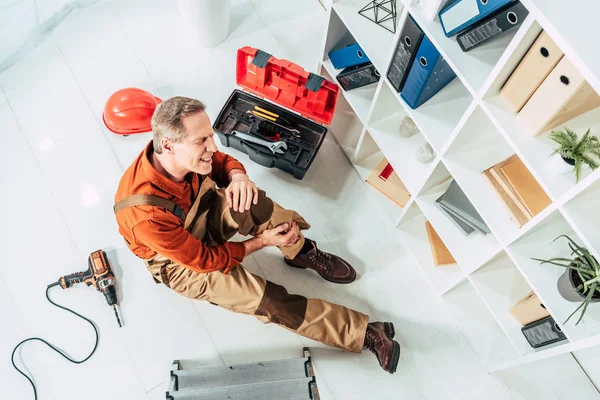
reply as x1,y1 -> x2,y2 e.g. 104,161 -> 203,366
469,252 -> 542,356
396,201 -> 464,295
410,6 -> 532,95
331,0 -> 400,74
416,162 -> 502,274
442,280 -> 519,366
322,59 -> 377,125
507,210 -> 600,342
319,0 -> 600,370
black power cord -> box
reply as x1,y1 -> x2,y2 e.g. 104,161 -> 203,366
11,282 -> 100,400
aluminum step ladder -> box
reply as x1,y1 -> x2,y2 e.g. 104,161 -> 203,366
166,347 -> 319,400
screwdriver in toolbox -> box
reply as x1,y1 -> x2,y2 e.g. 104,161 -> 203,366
246,110 -> 301,136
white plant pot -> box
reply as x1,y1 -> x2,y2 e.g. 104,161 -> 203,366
177,0 -> 231,47
551,153 -> 574,174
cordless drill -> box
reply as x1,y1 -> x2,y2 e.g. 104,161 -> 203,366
56,249 -> 122,327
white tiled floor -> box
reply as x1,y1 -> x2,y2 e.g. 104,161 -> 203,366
1,0 -> 599,399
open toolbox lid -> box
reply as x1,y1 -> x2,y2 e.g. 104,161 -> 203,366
236,46 -> 338,126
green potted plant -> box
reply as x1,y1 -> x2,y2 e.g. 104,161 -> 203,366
549,127 -> 600,182
533,235 -> 600,325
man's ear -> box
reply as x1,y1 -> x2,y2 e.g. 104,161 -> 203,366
160,137 -> 174,154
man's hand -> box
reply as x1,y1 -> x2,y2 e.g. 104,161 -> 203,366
242,222 -> 301,255
226,171 -> 258,212
260,222 -> 300,247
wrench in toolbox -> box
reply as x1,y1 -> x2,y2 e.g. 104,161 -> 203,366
231,130 -> 287,154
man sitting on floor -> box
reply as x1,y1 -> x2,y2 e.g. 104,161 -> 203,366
114,96 -> 400,373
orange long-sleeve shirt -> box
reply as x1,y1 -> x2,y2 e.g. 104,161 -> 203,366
114,141 -> 247,273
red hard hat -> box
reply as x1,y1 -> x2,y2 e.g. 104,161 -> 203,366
102,88 -> 162,135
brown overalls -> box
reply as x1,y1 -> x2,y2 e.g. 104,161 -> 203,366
114,176 -> 369,353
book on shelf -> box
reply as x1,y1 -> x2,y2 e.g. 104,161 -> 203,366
365,158 -> 411,207
425,221 -> 456,266
509,290 -> 551,326
482,155 -> 551,227
435,199 -> 475,236
436,180 -> 490,235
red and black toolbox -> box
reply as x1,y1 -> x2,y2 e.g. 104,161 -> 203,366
213,47 -> 339,180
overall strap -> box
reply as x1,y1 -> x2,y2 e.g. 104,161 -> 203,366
113,194 -> 187,221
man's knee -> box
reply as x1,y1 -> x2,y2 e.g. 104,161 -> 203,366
255,281 -> 308,330
230,189 -> 274,234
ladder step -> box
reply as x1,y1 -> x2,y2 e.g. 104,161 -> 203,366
173,357 -> 310,390
167,377 -> 316,400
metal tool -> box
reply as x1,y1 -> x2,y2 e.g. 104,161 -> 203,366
246,110 -> 301,135
57,249 -> 123,327
232,130 -> 287,154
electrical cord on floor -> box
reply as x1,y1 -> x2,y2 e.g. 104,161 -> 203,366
11,282 -> 99,400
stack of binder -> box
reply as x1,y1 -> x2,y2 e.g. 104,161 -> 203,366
328,43 -> 380,91
437,0 -> 529,52
499,30 -> 600,136
425,221 -> 456,267
365,157 -> 411,208
386,15 -> 456,109
482,155 -> 551,227
435,180 -> 490,236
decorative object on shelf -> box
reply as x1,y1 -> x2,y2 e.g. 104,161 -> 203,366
457,1 -> 528,52
533,235 -> 600,325
435,180 -> 490,235
515,56 -> 600,136
358,0 -> 397,34
386,14 -> 423,92
365,157 -> 411,207
416,142 -> 435,164
438,0 -> 515,37
509,290 -> 550,326
335,62 -> 380,91
328,43 -> 370,69
521,315 -> 567,349
398,116 -> 419,138
499,30 -> 563,113
482,154 -> 551,227
549,127 -> 600,182
425,221 -> 456,266
400,35 -> 456,109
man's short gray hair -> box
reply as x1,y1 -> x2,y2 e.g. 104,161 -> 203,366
151,96 -> 206,154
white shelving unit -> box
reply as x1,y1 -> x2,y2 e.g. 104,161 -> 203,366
318,0 -> 600,371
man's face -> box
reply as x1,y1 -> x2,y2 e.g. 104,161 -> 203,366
171,111 -> 218,175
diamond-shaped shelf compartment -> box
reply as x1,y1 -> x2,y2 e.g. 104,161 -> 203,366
354,129 -> 407,224
396,200 -> 464,295
442,279 -> 520,366
409,5 -> 535,95
416,161 -> 502,275
507,210 -> 600,342
443,106 -> 553,247
470,251 -> 551,357
331,0 -> 401,74
367,80 -> 437,195
481,20 -> 600,201
386,71 -> 473,154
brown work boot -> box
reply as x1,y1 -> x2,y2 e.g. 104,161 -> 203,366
364,322 -> 401,374
285,238 -> 356,284
370,321 -> 396,339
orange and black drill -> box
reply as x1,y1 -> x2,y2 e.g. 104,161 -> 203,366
55,249 -> 123,327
